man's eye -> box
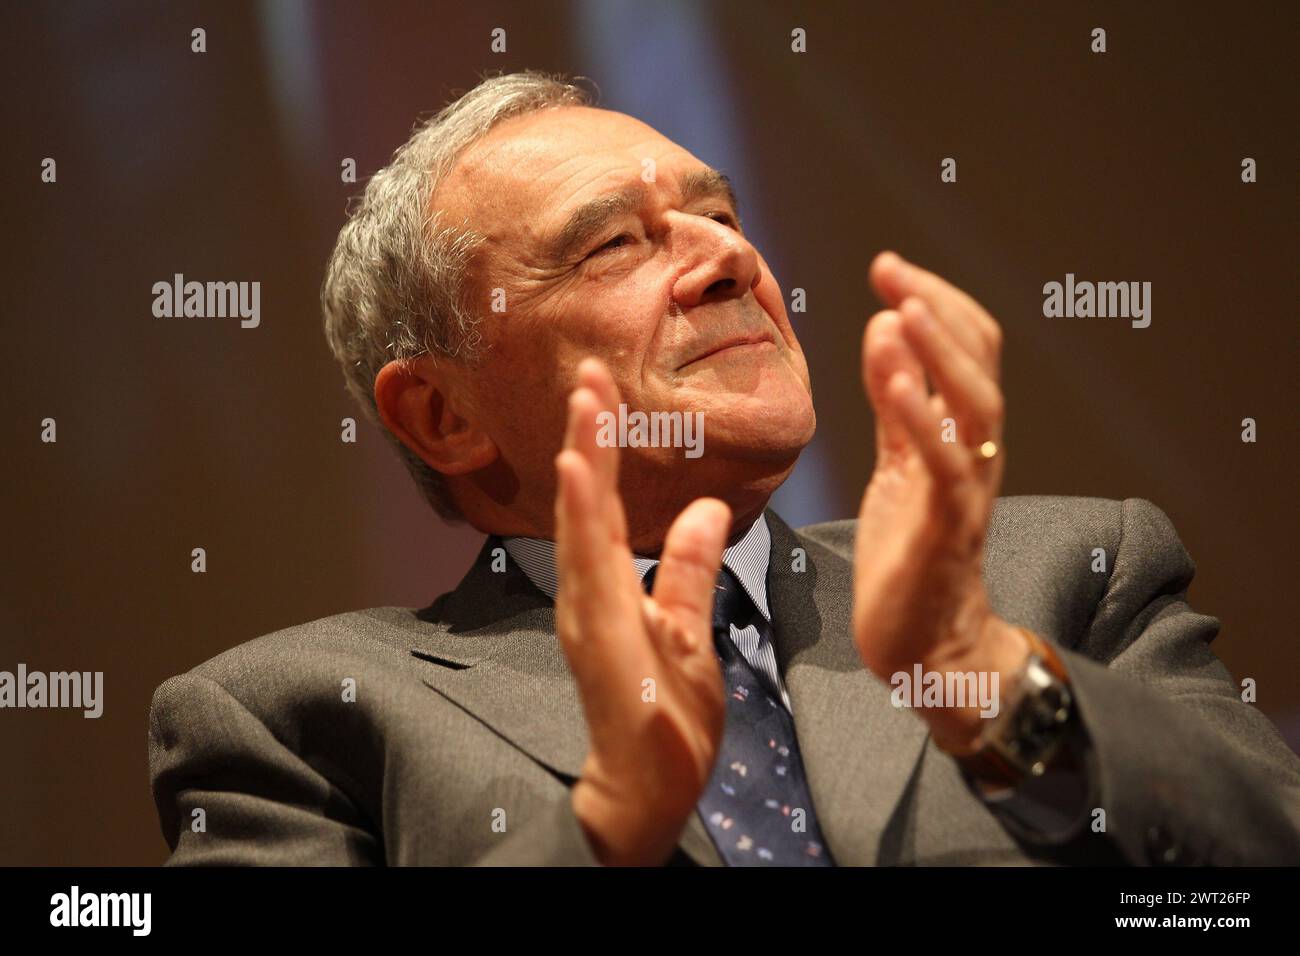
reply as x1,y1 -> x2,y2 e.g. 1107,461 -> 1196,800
588,233 -> 633,258
705,211 -> 739,228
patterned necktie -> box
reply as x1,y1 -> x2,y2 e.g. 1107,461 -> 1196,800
642,562 -> 835,866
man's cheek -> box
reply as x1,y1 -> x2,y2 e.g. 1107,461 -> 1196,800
755,276 -> 796,337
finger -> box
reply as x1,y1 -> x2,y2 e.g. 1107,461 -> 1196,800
560,365 -> 647,639
555,450 -> 658,756
554,446 -> 621,638
555,389 -> 635,641
565,380 -> 621,520
863,310 -> 927,459
575,356 -> 623,497
556,441 -> 656,689
869,251 -> 1002,378
570,367 -> 639,598
885,371 -> 970,486
898,296 -> 1004,447
576,360 -> 644,584
649,497 -> 732,654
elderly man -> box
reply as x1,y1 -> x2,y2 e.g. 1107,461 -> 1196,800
148,71 -> 1300,866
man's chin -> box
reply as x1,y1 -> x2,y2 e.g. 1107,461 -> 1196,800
705,425 -> 814,464
701,389 -> 816,456
620,405 -> 810,465
661,413 -> 814,467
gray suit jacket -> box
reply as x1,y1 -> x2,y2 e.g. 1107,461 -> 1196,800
148,496 -> 1300,865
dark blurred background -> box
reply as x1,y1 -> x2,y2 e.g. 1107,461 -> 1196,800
2,0 -> 1296,864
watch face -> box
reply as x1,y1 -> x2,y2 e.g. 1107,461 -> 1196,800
1000,660 -> 1073,772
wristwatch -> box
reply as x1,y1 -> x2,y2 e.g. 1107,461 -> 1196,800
951,627 -> 1077,788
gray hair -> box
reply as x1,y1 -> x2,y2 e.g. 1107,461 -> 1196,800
321,70 -> 594,522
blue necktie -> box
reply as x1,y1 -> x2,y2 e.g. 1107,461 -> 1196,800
642,562 -> 835,866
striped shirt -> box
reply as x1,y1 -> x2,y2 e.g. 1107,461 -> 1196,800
502,513 -> 793,712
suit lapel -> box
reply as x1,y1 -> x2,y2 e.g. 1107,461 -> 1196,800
409,512 -> 930,867
410,535 -> 723,866
764,509 -> 930,866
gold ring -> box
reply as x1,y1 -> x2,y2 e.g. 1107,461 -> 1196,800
976,440 -> 1000,461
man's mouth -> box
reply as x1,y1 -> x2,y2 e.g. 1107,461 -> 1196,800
677,331 -> 777,370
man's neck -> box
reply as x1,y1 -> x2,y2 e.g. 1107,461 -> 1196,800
458,456 -> 793,552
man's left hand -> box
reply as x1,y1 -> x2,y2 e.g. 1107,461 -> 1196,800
853,251 -> 1031,754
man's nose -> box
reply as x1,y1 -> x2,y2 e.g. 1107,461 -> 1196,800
669,214 -> 761,308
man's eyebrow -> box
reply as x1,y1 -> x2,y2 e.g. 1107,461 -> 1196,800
679,168 -> 741,221
544,184 -> 645,263
541,167 -> 742,263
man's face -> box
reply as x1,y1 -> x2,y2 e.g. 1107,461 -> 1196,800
435,106 -> 815,512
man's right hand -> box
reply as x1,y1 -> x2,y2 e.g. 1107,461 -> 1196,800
555,357 -> 730,866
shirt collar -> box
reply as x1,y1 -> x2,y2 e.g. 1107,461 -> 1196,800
501,512 -> 772,623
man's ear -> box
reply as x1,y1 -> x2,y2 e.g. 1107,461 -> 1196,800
373,356 -> 498,476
